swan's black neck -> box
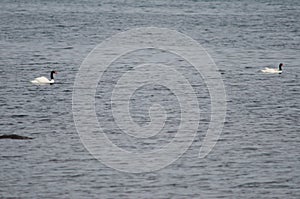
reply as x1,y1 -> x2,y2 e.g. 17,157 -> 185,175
50,71 -> 55,80
279,63 -> 283,71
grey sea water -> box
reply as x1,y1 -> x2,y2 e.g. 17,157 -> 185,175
1,0 -> 299,198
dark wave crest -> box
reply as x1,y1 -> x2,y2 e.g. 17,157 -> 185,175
0,134 -> 33,140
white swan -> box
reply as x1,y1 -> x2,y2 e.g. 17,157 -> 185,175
31,71 -> 58,84
261,63 -> 283,74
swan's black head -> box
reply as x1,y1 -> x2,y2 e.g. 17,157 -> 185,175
50,71 -> 58,79
279,63 -> 283,71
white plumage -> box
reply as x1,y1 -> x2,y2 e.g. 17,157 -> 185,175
31,71 -> 57,85
261,63 -> 283,74
261,67 -> 282,74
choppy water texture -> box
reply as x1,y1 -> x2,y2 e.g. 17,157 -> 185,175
1,0 -> 300,198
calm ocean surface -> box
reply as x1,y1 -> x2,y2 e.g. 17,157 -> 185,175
1,0 -> 299,198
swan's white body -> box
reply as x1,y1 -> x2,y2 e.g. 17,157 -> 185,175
31,76 -> 54,84
261,67 -> 282,74
31,71 -> 57,85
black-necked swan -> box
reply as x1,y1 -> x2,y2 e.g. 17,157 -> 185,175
261,63 -> 283,74
31,71 -> 58,84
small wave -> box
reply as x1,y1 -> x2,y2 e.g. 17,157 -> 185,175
11,114 -> 28,118
62,46 -> 73,49
0,134 -> 33,140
